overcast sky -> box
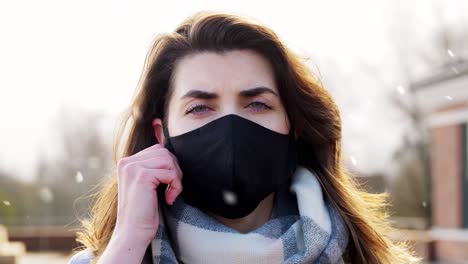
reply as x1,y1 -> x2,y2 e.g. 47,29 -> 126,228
0,0 -> 466,181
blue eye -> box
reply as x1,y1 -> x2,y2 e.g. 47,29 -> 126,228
185,101 -> 272,115
248,101 -> 271,111
185,104 -> 210,115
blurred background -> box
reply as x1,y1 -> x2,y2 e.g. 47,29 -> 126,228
0,0 -> 467,263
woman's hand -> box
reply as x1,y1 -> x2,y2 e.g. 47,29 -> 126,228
99,144 -> 183,263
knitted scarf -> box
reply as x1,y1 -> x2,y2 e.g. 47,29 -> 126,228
147,165 -> 349,264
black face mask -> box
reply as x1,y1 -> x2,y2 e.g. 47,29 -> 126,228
162,114 -> 298,219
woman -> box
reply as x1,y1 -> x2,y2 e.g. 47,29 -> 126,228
69,11 -> 419,264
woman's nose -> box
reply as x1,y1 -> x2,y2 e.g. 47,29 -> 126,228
219,105 -> 246,120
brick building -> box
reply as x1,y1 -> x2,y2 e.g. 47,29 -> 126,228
411,61 -> 468,261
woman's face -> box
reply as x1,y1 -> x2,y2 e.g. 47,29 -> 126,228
152,49 -> 291,143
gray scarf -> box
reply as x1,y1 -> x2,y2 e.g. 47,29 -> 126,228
143,165 -> 349,264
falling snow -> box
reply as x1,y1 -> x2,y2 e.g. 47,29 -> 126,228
447,49 -> 454,58
2,200 -> 11,206
222,190 -> 238,205
75,171 -> 84,183
396,85 -> 406,95
422,201 -> 427,207
39,187 -> 54,203
350,156 -> 357,166
445,95 -> 453,101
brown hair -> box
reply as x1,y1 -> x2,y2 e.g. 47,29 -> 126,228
76,10 -> 420,263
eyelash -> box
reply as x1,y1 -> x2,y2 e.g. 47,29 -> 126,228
185,101 -> 272,115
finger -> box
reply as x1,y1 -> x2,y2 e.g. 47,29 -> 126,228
139,155 -> 177,171
135,149 -> 183,180
165,183 -> 182,205
134,143 -> 164,156
117,144 -> 164,170
164,151 -> 184,180
133,146 -> 171,162
120,150 -> 184,198
139,168 -> 183,205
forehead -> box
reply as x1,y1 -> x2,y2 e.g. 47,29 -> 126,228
171,49 -> 277,96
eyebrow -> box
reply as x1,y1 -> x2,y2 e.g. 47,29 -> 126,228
180,86 -> 278,100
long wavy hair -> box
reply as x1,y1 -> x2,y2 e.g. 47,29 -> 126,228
75,10 -> 419,263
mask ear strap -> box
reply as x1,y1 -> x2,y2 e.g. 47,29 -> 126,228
161,126 -> 176,155
162,126 -> 170,139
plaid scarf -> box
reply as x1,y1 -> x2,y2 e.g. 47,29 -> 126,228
147,166 -> 349,264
